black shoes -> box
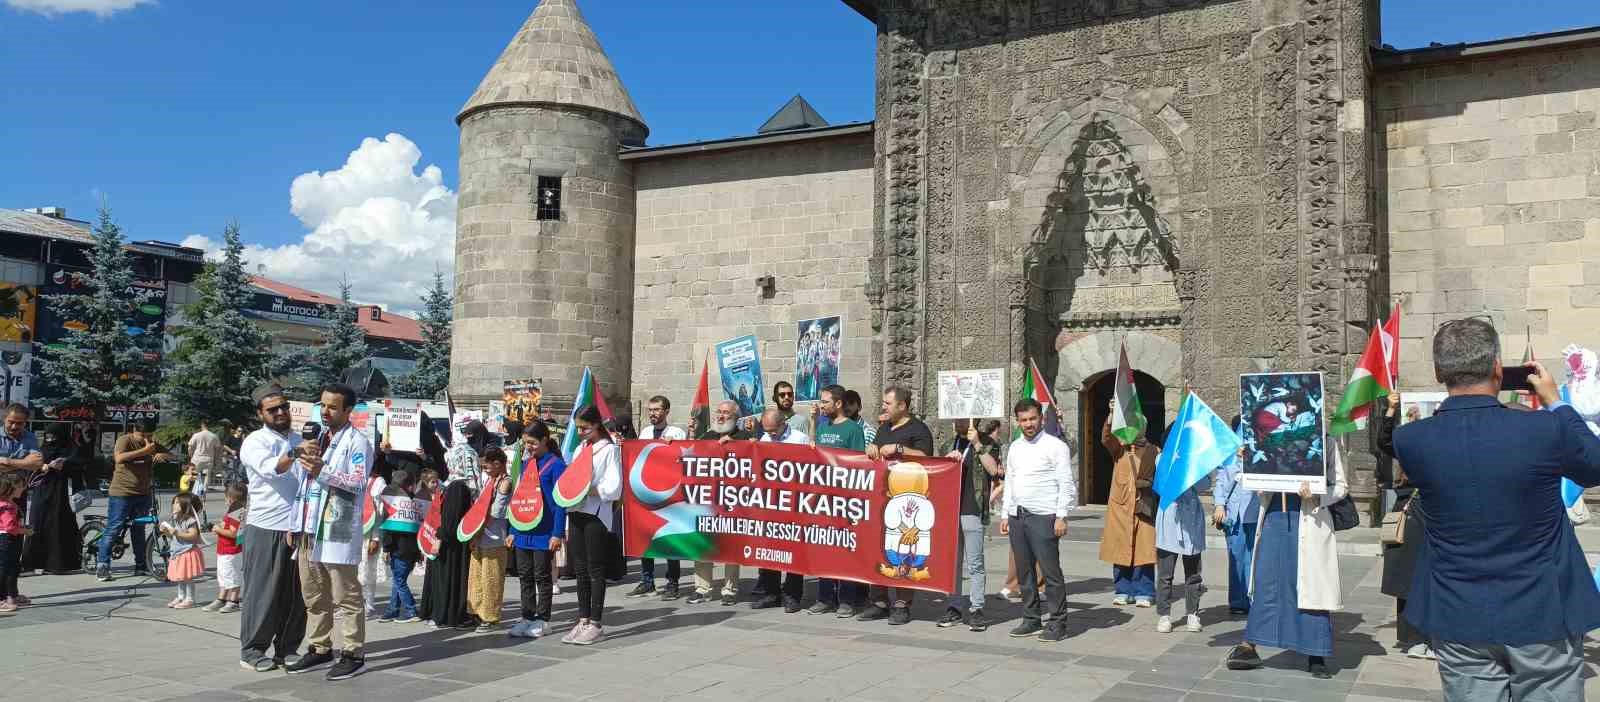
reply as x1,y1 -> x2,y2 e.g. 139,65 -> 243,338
1307,655 -> 1331,679
660,585 -> 681,601
967,609 -> 988,632
750,596 -> 782,610
1009,621 -> 1043,638
856,605 -> 890,622
1038,623 -> 1066,642
284,649 -> 334,674
782,597 -> 803,614
887,606 -> 912,626
684,591 -> 708,605
94,563 -> 112,582
937,608 -> 964,628
1226,645 -> 1263,670
625,582 -> 655,598
326,653 -> 365,681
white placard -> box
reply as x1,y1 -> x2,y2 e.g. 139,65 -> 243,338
936,368 -> 1006,419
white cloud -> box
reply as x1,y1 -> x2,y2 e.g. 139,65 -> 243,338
184,133 -> 455,317
5,0 -> 153,17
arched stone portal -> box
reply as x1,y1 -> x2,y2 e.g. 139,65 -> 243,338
1054,329 -> 1182,505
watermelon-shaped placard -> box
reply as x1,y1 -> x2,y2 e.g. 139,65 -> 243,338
553,442 -> 594,508
456,482 -> 497,542
418,494 -> 444,560
362,491 -> 382,536
507,465 -> 545,531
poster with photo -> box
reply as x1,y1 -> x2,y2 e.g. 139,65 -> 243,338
0,284 -> 37,343
501,379 -> 542,425
1399,391 -> 1448,425
1240,372 -> 1328,494
794,316 -> 842,402
936,368 -> 1006,419
0,351 -> 29,408
716,334 -> 765,418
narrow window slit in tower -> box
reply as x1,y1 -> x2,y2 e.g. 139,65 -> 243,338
536,176 -> 563,221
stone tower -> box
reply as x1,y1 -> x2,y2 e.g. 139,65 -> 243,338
451,0 -> 647,406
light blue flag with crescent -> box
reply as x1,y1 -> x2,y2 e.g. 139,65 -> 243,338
1155,392 -> 1243,511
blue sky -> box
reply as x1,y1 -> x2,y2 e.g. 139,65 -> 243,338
2,0 -> 1598,311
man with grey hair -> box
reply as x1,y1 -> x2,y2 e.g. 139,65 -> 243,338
751,408 -> 809,612
1394,316 -> 1600,701
688,400 -> 752,605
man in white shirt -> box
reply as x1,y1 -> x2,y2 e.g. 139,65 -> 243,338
187,420 -> 223,497
285,383 -> 373,681
1000,398 -> 1076,642
630,395 -> 688,600
238,386 -> 317,673
753,409 -> 810,611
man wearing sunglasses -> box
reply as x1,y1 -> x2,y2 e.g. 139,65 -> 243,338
237,385 -> 322,673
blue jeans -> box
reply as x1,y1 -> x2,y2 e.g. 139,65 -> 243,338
640,557 -> 680,585
1225,521 -> 1257,611
816,578 -> 864,607
1113,564 -> 1155,598
950,515 -> 987,612
384,555 -> 416,619
98,495 -> 152,569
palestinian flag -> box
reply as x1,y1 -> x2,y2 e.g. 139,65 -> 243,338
560,367 -> 613,462
691,353 -> 711,438
627,442 -> 715,560
1331,309 -> 1400,435
1111,343 -> 1147,446
1015,358 -> 1063,440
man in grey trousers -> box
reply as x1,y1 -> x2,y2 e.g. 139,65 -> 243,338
237,386 -> 316,672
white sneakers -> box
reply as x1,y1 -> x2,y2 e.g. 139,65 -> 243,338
1112,594 -> 1130,606
1156,614 -> 1202,633
508,619 -> 548,639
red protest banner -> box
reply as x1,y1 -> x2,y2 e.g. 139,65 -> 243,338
621,439 -> 962,594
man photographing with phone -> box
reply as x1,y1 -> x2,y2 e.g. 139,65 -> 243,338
1393,316 -> 1600,701
239,386 -> 317,673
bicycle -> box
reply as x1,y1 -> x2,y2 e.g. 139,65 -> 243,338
80,501 -> 172,580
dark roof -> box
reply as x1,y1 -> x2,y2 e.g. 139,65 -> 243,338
1376,24 -> 1600,69
619,122 -> 872,161
758,95 -> 830,134
0,208 -> 93,244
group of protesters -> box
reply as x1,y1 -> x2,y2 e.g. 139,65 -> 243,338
2,316 -> 1598,700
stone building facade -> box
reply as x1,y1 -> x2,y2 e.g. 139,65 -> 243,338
451,0 -> 1600,503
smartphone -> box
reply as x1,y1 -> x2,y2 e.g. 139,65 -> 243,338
1501,366 -> 1535,392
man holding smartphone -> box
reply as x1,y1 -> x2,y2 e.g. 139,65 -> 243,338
239,386 -> 317,673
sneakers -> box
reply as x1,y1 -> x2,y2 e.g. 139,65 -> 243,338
968,609 -> 989,632
807,601 -> 837,615
1156,615 -> 1173,633
1038,623 -> 1067,642
0,600 -> 16,614
397,615 -> 420,623
95,563 -> 112,582
999,588 -> 1021,603
936,608 -> 964,628
720,593 -> 736,607
172,599 -> 195,609
1111,594 -> 1130,606
856,605 -> 890,622
887,606 -> 912,626
241,656 -> 278,673
625,582 -> 656,598
560,622 -> 588,644
835,603 -> 857,619
219,602 -> 240,614
377,614 -> 396,623
284,649 -> 334,674
1405,643 -> 1437,660
1134,597 -> 1153,608
326,654 -> 365,681
1009,620 -> 1043,638
783,597 -> 803,614
1186,614 -> 1202,633
571,623 -> 604,646
1226,645 -> 1263,670
474,621 -> 498,633
684,591 -> 709,605
1306,655 -> 1331,679
202,599 -> 226,612
659,585 -> 681,601
749,596 -> 782,610
510,619 -> 547,639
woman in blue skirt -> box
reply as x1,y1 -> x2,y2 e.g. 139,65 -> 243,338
1226,445 -> 1348,679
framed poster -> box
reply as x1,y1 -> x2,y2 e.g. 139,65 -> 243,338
716,334 -> 765,419
1240,372 -> 1328,494
936,368 -> 1006,419
500,379 -> 542,425
794,315 -> 842,402
1399,391 -> 1447,425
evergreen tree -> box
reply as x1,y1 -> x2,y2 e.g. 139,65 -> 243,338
390,272 -> 451,399
162,222 -> 275,428
281,278 -> 368,393
35,206 -> 163,423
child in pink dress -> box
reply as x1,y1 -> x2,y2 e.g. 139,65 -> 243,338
0,473 -> 30,613
161,492 -> 207,608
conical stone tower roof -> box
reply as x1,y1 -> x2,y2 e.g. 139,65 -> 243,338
457,0 -> 647,132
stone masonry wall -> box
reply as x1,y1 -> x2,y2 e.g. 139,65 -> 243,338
1379,44 -> 1600,388
627,132 -> 875,418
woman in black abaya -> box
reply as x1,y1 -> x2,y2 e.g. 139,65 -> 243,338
418,478 -> 473,628
22,423 -> 84,574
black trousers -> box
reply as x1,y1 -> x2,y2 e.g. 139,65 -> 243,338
239,525 -> 307,662
1155,549 -> 1203,617
756,568 -> 803,602
1009,509 -> 1066,627
567,512 -> 610,624
641,557 -> 681,584
0,534 -> 19,599
514,547 -> 555,622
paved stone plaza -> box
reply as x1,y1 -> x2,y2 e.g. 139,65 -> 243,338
9,504 -> 1590,702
